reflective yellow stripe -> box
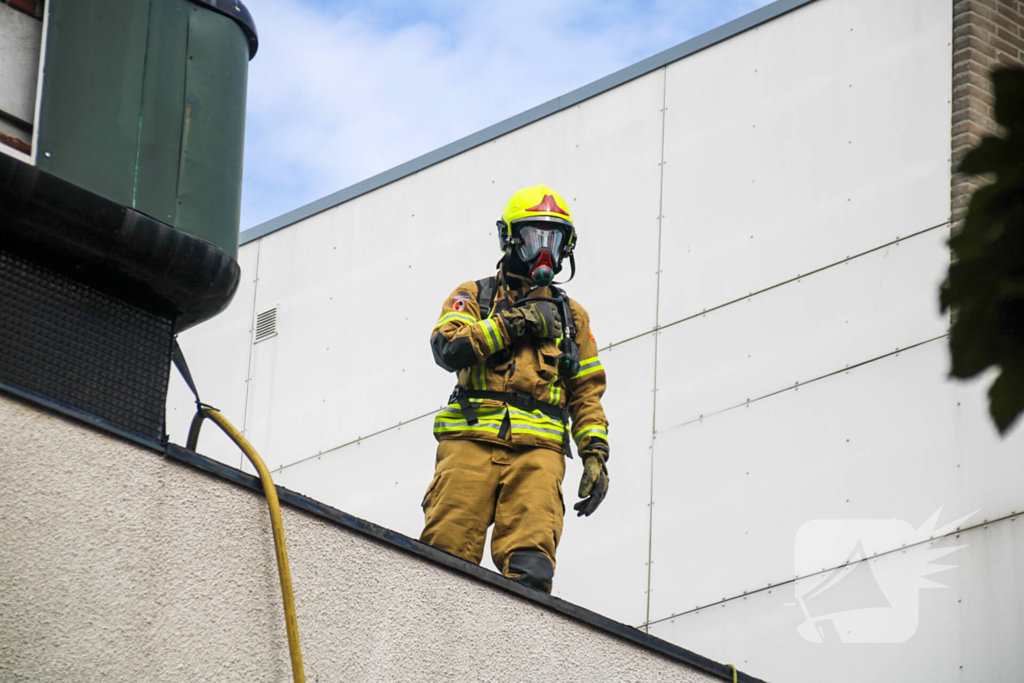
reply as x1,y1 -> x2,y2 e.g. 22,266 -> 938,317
437,404 -> 504,419
472,360 -> 486,390
573,425 -> 608,443
512,424 -> 564,441
478,318 -> 501,354
575,356 -> 603,378
433,311 -> 476,331
433,422 -> 502,434
434,400 -> 504,434
508,406 -> 565,442
508,407 -> 557,422
435,399 -> 570,443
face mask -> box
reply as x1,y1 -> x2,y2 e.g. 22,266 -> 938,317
516,225 -> 564,286
516,225 -> 564,262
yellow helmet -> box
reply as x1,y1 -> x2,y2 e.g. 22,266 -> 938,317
497,184 -> 575,253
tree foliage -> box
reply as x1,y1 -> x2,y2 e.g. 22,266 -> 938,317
942,68 -> 1024,434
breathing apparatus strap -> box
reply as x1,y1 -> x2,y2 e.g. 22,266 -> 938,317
552,251 -> 575,286
549,286 -> 576,339
475,277 -> 498,320
549,286 -> 581,381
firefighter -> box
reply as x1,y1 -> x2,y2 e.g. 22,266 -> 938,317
419,184 -> 609,593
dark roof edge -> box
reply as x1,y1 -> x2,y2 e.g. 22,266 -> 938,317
163,442 -> 770,683
240,0 -> 818,245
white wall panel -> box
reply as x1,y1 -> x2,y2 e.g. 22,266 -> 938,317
649,516 -> 1024,683
394,69 -> 667,348
271,334 -> 658,628
0,4 -> 42,126
237,71 -> 666,472
648,340 -> 1024,621
161,8 -> 995,683
655,226 -> 949,431
272,415 -> 436,540
166,243 -> 260,469
658,0 -> 951,323
551,335 -> 655,626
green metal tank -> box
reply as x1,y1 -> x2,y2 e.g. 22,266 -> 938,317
0,0 -> 257,331
35,0 -> 256,260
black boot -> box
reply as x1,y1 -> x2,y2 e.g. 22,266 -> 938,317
507,550 -> 554,593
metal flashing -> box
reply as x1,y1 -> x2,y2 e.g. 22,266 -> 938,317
240,0 -> 818,245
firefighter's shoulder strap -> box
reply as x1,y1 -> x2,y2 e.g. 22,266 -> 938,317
475,276 -> 498,319
549,285 -> 576,338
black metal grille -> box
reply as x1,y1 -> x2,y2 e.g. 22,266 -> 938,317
0,249 -> 172,442
255,306 -> 277,343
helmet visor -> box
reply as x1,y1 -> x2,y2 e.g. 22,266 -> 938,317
516,225 -> 564,262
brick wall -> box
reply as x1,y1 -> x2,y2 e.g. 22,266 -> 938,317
952,0 -> 1024,229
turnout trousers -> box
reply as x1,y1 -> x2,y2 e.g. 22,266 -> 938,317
419,439 -> 566,592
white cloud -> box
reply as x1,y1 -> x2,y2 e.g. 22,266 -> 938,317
239,0 -> 774,229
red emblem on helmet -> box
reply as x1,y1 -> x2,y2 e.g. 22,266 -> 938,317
526,194 -> 569,216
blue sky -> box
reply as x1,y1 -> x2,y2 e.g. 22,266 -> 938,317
238,0 -> 777,230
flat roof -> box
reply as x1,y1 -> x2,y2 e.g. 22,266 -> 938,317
240,0 -> 818,245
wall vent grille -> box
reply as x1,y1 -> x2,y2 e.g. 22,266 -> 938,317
255,307 -> 278,343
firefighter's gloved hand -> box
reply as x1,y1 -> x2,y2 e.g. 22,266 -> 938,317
574,444 -> 609,517
501,301 -> 562,340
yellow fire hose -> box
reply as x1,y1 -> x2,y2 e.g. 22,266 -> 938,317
187,406 -> 305,683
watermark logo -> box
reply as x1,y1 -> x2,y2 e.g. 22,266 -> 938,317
791,508 -> 976,644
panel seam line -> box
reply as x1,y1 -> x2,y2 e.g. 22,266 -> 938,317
645,66 -> 669,632
659,334 -> 949,433
603,220 -> 951,352
131,0 -> 155,207
239,239 -> 261,469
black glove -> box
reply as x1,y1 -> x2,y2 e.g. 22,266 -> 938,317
501,301 -> 562,340
574,444 -> 609,517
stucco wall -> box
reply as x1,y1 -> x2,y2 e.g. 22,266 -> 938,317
0,392 -> 719,683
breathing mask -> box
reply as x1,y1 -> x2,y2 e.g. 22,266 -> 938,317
515,224 -> 565,286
